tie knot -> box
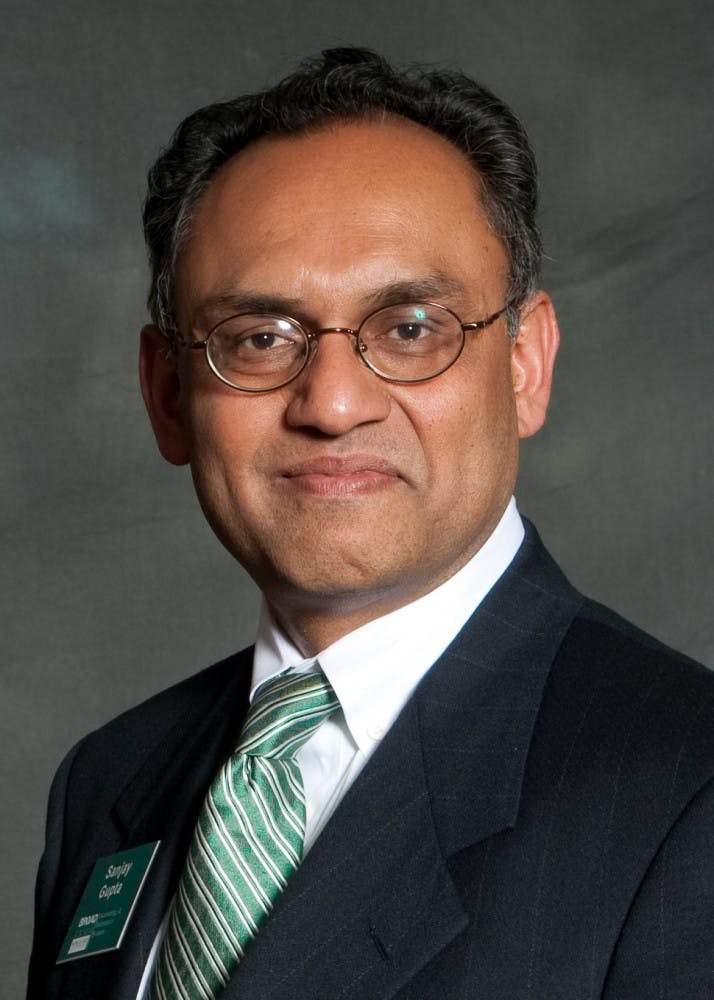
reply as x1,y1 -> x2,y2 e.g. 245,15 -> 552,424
237,667 -> 339,759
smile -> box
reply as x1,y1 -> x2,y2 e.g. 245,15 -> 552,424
280,456 -> 403,497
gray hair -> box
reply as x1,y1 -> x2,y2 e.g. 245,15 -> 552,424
143,47 -> 542,340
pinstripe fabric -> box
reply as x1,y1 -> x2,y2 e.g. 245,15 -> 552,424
148,668 -> 339,1000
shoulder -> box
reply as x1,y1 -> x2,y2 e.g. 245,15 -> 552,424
84,644 -> 252,743
548,603 -> 714,997
513,597 -> 714,992
53,646 -> 254,812
556,598 -> 713,738
537,597 -> 714,825
35,645 -> 254,898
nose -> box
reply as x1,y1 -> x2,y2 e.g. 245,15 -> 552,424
284,330 -> 391,436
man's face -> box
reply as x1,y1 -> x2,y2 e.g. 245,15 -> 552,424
143,116 -> 556,647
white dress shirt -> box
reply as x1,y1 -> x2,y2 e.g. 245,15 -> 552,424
136,498 -> 524,997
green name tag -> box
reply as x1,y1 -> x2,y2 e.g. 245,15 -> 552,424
56,841 -> 161,963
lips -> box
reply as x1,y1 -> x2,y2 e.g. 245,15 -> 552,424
280,455 -> 403,497
282,455 -> 402,478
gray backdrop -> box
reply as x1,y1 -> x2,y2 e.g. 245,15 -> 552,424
3,1 -> 712,995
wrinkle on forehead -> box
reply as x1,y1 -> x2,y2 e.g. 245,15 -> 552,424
175,117 -> 509,329
190,270 -> 485,332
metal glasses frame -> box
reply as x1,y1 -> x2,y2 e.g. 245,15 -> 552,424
175,300 -> 510,392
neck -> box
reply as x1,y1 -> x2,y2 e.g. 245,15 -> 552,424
267,602 -> 389,657
266,571 -> 462,656
261,500 -> 520,656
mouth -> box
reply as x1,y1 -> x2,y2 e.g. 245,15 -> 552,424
280,455 -> 404,497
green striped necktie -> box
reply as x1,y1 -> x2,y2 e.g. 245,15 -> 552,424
149,667 -> 339,1000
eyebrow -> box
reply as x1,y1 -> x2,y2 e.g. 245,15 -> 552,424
361,273 -> 471,309
191,272 -> 473,328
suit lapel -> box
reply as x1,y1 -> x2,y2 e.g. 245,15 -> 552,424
221,692 -> 468,1000
221,523 -> 582,999
422,521 -> 583,856
53,651 -> 253,1000
111,648 -> 254,846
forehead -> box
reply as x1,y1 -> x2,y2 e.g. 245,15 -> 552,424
175,116 -> 508,320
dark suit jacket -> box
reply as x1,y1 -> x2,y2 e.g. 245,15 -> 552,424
28,524 -> 714,999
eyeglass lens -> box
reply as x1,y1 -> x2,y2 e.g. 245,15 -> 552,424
206,303 -> 465,389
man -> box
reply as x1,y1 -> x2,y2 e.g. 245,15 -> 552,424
28,48 -> 713,999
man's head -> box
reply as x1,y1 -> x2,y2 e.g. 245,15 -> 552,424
140,49 -> 559,652
143,47 -> 541,340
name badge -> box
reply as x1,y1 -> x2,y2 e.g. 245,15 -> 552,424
56,841 -> 161,963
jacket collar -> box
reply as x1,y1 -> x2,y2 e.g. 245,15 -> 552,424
421,520 -> 582,855
220,522 -> 583,999
111,648 -> 253,845
112,521 -> 577,852
108,523 -> 582,1000
71,521 -> 581,1000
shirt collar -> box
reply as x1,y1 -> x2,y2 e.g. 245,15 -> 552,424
252,497 -> 524,754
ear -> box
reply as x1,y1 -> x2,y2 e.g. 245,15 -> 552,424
510,290 -> 560,439
139,325 -> 190,465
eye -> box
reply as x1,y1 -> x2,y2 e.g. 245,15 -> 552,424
389,320 -> 432,341
366,305 -> 450,349
238,329 -> 295,352
213,315 -> 305,355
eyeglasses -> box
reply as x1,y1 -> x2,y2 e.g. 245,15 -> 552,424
175,300 -> 509,392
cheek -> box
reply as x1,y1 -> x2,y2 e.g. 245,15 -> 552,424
417,360 -> 518,493
181,389 -> 254,498
181,397 -> 280,565
182,373 -> 276,462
